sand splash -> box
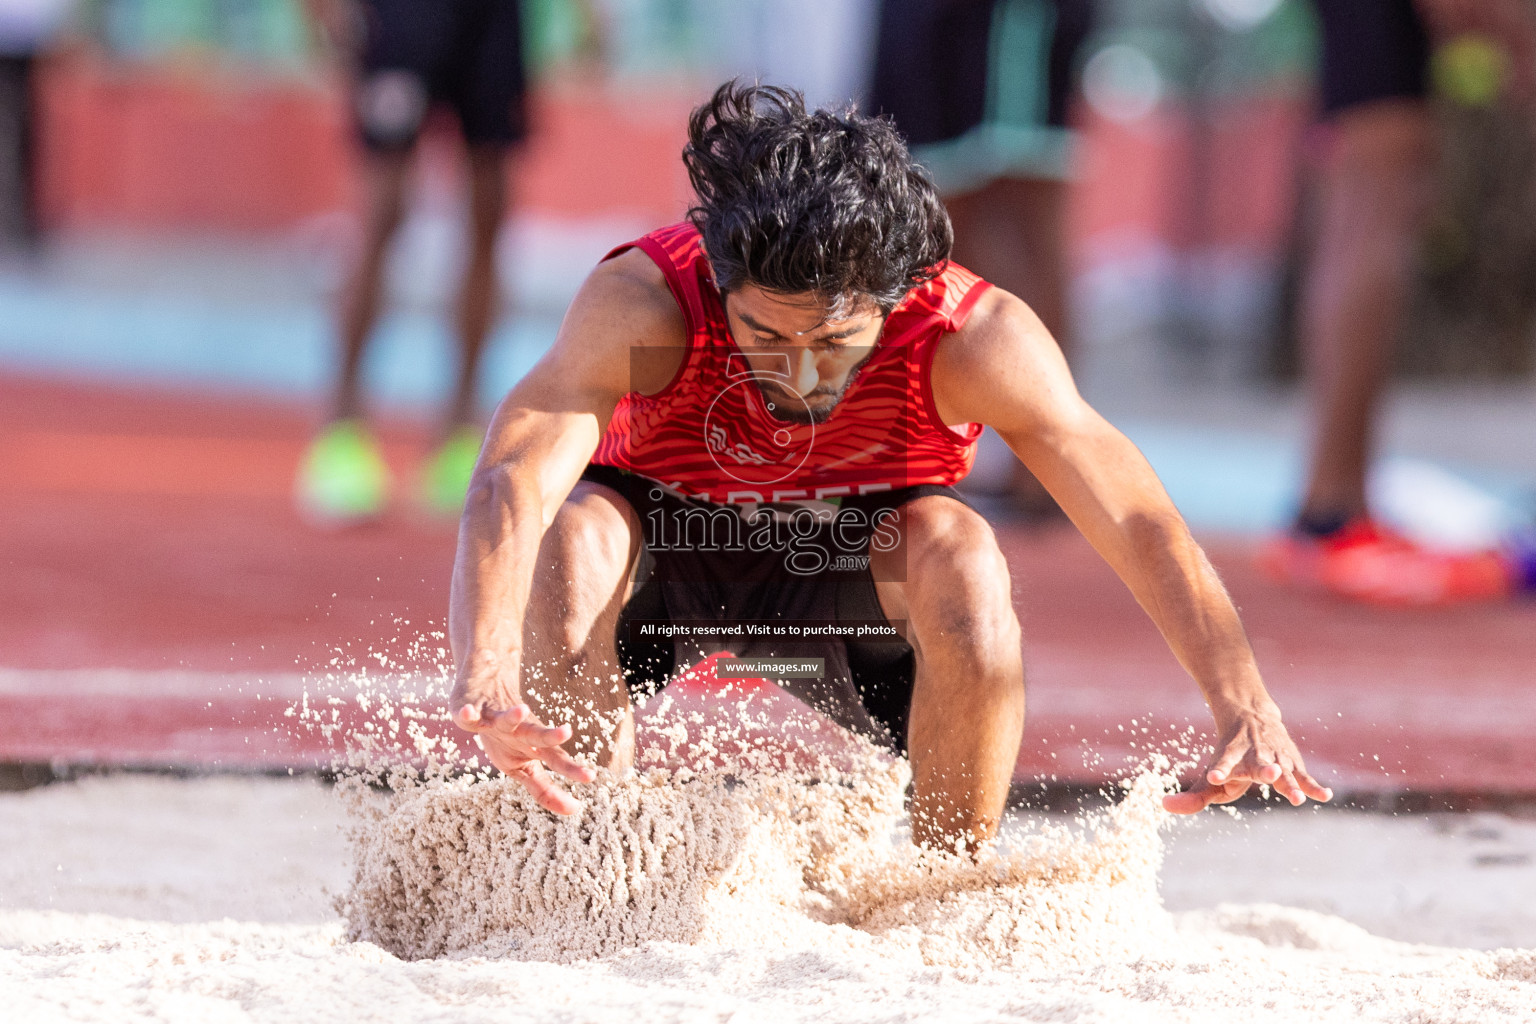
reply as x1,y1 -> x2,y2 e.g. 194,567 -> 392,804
306,640 -> 1184,968
338,749 -> 1179,971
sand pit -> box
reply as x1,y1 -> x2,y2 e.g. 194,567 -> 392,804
5,668 -> 1536,1021
3,768 -> 1535,1023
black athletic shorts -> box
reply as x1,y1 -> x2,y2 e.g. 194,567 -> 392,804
869,0 -> 1096,190
354,0 -> 528,151
581,464 -> 970,754
1313,0 -> 1430,116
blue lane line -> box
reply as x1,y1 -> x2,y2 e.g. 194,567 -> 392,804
1115,420 -> 1305,534
1116,419 -> 1534,539
0,277 -> 558,412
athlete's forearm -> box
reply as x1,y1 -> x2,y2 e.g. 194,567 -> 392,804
444,346 -> 614,706
448,462 -> 549,710
1115,511 -> 1277,724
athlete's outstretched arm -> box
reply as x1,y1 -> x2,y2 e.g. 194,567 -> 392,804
933,289 -> 1332,814
448,250 -> 682,813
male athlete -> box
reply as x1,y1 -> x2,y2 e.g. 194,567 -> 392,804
448,82 -> 1332,850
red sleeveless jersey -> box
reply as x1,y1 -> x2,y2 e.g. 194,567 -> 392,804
592,222 -> 989,505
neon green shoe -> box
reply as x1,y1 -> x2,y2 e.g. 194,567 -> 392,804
1434,34 -> 1508,108
418,425 -> 484,518
294,419 -> 391,525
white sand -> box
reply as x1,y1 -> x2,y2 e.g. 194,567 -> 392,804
3,771 -> 1535,1023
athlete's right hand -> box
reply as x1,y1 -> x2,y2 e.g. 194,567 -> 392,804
452,701 -> 597,816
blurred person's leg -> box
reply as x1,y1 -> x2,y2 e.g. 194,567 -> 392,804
418,143 -> 509,516
946,176 -> 1068,350
298,0 -> 450,524
448,145 -> 507,431
870,0 -> 1090,519
1298,100 -> 1432,524
333,150 -> 412,424
946,176 -> 1069,517
417,0 -> 529,517
0,54 -> 38,248
1260,0 -> 1509,604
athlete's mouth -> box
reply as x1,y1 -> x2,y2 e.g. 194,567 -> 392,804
756,381 -> 844,424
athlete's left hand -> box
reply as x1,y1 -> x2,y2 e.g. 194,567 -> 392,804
1163,704 -> 1333,814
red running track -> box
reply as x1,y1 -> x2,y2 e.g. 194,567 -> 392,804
3,373 -> 1535,798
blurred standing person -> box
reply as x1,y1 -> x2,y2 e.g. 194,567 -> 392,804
1260,0 -> 1536,605
297,0 -> 528,525
869,0 -> 1095,517
0,0 -> 72,248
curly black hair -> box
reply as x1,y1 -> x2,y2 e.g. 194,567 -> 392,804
683,80 -> 953,316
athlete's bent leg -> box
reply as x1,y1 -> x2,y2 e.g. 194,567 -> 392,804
518,481 -> 644,772
871,495 -> 1026,851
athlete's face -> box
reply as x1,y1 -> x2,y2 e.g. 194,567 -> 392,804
722,285 -> 885,425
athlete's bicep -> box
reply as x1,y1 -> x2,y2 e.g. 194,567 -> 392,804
933,289 -> 1089,448
478,251 -> 684,511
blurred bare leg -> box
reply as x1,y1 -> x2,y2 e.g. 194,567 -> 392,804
447,144 -> 511,430
1298,100 -> 1434,522
946,176 -> 1069,347
946,176 -> 1070,515
333,149 -> 412,422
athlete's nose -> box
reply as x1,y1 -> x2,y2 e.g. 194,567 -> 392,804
792,348 -> 819,397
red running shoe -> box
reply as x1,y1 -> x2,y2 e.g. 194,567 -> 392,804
1257,518 -> 1513,606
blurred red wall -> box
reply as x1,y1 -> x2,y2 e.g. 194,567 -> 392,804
1072,99 -> 1306,256
36,56 -> 697,231
34,54 -> 1302,259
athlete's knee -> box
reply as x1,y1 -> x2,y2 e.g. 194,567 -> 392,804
528,485 -> 639,649
543,485 -> 638,581
900,499 -> 1019,656
903,498 -> 1012,595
